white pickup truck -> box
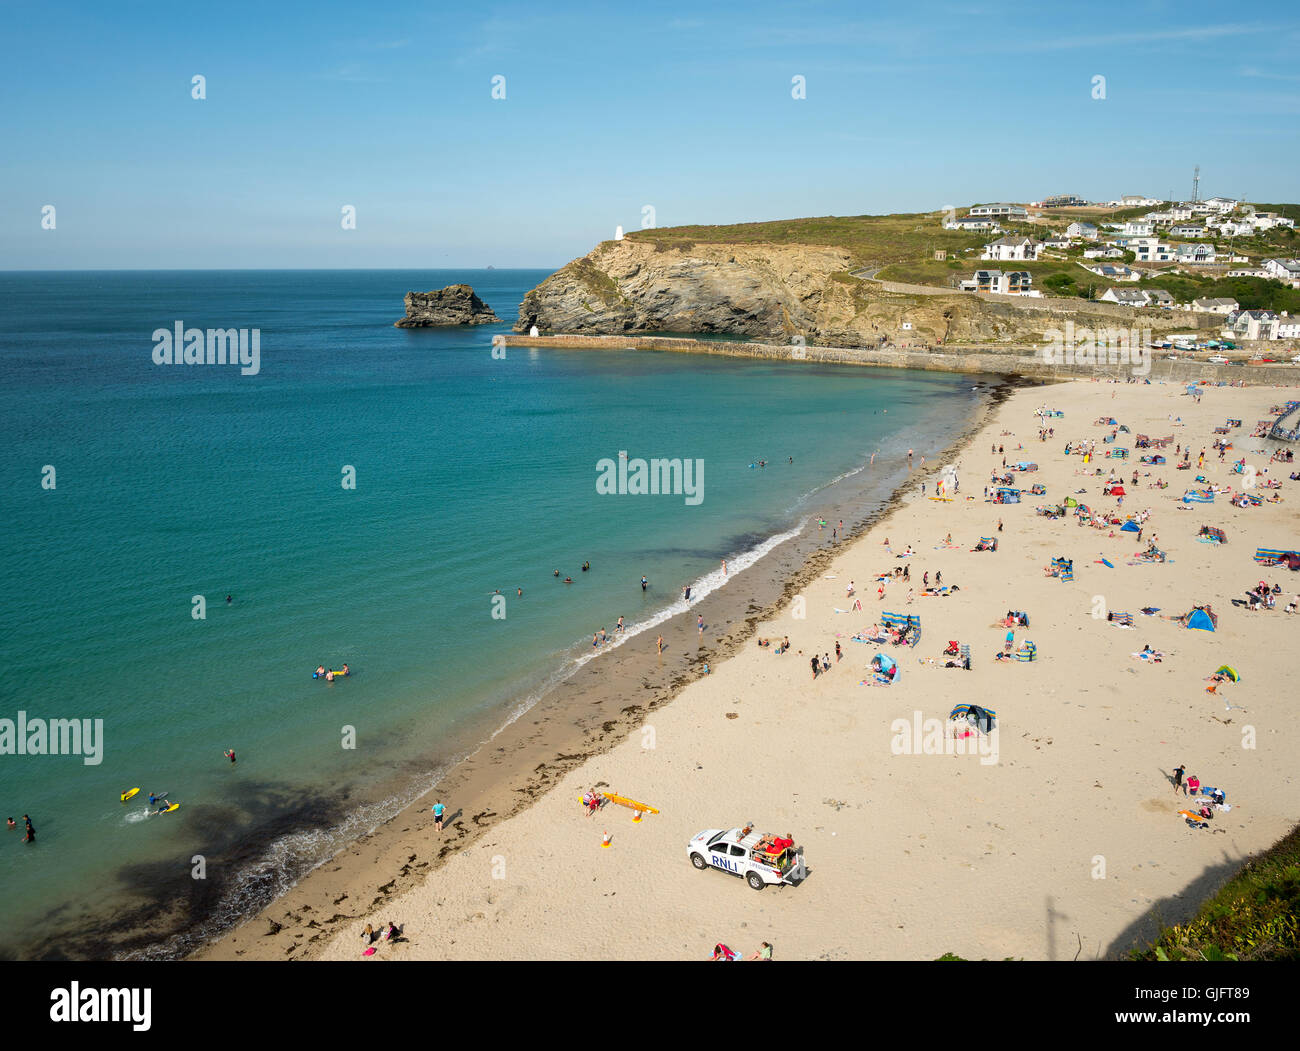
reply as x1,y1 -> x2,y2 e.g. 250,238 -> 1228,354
687,827 -> 807,889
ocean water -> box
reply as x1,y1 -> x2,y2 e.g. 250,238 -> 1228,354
0,269 -> 986,958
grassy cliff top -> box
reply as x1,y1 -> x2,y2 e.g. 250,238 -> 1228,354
622,213 -> 987,267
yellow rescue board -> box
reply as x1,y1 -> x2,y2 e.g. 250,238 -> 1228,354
601,792 -> 658,814
121,787 -> 140,802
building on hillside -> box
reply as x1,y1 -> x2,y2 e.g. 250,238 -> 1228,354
1262,258 -> 1300,286
1121,220 -> 1154,236
1099,287 -> 1149,306
981,236 -> 1041,261
1224,309 -> 1278,341
1251,212 -> 1296,231
1145,289 -> 1175,308
1083,263 -> 1140,282
1125,237 -> 1174,262
1144,211 -> 1174,224
1275,315 -> 1300,340
969,203 -> 1028,218
1065,221 -> 1098,239
1168,223 -> 1205,237
1226,267 -> 1269,279
1041,235 -> 1071,250
962,269 -> 1033,294
1174,243 -> 1216,264
1191,297 -> 1239,315
943,215 -> 1002,232
1041,194 -> 1089,208
1083,246 -> 1125,259
1203,197 -> 1239,214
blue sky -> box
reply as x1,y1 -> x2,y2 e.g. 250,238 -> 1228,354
2,0 -> 1298,269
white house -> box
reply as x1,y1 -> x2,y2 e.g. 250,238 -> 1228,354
1168,223 -> 1205,237
1122,220 -> 1154,237
1100,287 -> 1149,306
963,269 -> 1033,294
970,203 -> 1029,218
1065,221 -> 1098,239
1144,211 -> 1174,225
1251,212 -> 1296,231
1174,243 -> 1216,264
1203,197 -> 1239,214
1276,315 -> 1300,340
1262,258 -> 1300,286
1224,309 -> 1278,341
1169,205 -> 1194,221
1041,235 -> 1071,250
944,215 -> 1002,232
1083,263 -> 1140,282
1191,297 -> 1239,315
1083,246 -> 1125,259
1120,195 -> 1163,207
981,236 -> 1042,261
1226,267 -> 1269,279
1145,289 -> 1174,308
1208,219 -> 1253,238
1125,237 -> 1174,262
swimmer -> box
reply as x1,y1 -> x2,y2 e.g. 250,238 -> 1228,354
226,594 -> 232,604
554,569 -> 560,577
316,665 -> 326,677
6,817 -> 15,830
564,577 -> 573,584
641,576 -> 648,591
341,663 -> 349,676
224,748 -> 236,764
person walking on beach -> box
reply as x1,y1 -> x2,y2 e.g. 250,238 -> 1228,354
697,614 -> 704,639
656,635 -> 663,655
1172,765 -> 1186,795
835,641 -> 842,662
997,519 -> 1003,533
432,801 -> 446,832
810,655 -> 819,680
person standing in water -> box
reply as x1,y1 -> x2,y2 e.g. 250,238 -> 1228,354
616,616 -> 624,633
721,559 -> 727,576
641,576 -> 648,592
224,749 -> 236,765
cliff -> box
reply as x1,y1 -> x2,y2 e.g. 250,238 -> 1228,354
513,239 -> 1214,346
396,285 -> 500,327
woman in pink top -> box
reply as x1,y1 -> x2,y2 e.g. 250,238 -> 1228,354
1187,775 -> 1201,795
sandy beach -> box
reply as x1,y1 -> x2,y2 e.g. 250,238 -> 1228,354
202,376 -> 1300,962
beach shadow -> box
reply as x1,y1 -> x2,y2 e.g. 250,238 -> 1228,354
439,808 -> 464,828
1101,849 -> 1249,960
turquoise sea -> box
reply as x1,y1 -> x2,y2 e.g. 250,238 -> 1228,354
0,269 -> 988,958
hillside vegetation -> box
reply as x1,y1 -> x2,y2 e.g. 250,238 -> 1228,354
1134,823 -> 1300,961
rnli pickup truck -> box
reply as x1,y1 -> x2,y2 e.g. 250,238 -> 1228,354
687,827 -> 807,890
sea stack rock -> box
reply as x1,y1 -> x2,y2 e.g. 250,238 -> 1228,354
395,285 -> 501,327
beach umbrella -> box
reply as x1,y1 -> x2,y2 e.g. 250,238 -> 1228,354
1213,666 -> 1240,681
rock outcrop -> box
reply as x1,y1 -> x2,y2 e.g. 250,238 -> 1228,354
513,240 -> 1206,347
395,285 -> 500,327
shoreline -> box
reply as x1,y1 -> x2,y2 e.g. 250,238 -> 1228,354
295,374 -> 1300,962
191,375 -> 1017,961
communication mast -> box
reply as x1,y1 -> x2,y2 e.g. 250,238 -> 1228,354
1191,165 -> 1200,203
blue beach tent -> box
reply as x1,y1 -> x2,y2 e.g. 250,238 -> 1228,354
1184,608 -> 1216,632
